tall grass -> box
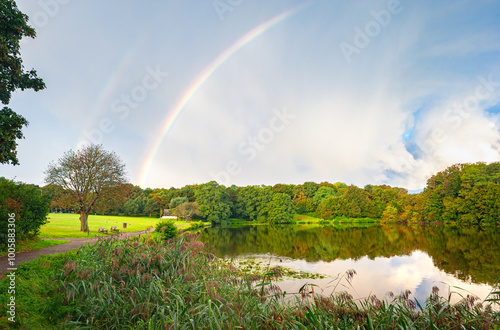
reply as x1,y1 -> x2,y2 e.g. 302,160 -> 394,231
1,233 -> 499,328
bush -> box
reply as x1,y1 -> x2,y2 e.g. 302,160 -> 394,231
0,177 -> 50,246
154,219 -> 177,240
188,221 -> 204,230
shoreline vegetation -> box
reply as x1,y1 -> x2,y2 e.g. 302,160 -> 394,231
1,232 -> 498,329
3,210 -> 496,258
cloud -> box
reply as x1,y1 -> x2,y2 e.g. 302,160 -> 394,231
2,1 -> 499,191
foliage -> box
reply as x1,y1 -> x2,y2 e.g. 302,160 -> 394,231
313,186 -> 338,205
195,181 -> 232,224
124,196 -> 145,215
0,251 -> 75,328
188,220 -> 205,230
339,186 -> 378,218
317,196 -> 341,219
382,205 -> 398,222
143,197 -> 159,217
417,162 -> 500,225
271,183 -> 294,197
234,185 -> 260,220
36,161 -> 500,226
169,196 -> 188,210
123,195 -> 157,216
293,183 -> 319,214
0,0 -> 46,165
0,107 -> 28,165
154,219 -> 177,239
0,177 -> 50,245
293,192 -> 316,214
44,144 -> 127,232
173,201 -> 202,222
267,193 -> 295,223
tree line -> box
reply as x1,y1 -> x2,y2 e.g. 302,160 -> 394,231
39,161 -> 500,226
2,161 -> 499,245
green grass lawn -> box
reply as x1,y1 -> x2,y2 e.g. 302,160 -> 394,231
40,213 -> 189,238
0,238 -> 70,256
292,214 -> 380,224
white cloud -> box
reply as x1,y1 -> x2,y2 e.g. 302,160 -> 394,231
2,0 -> 500,191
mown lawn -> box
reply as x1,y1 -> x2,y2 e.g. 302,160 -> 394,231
293,214 -> 380,224
40,213 -> 189,238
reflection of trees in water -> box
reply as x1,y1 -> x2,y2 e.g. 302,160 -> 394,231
199,225 -> 500,285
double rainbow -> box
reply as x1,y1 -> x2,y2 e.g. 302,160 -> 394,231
136,3 -> 310,187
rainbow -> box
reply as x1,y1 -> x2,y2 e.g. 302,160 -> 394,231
75,47 -> 139,150
137,3 -> 310,187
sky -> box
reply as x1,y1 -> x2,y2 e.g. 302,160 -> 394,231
1,0 -> 500,190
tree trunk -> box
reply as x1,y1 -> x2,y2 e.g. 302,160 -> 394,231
80,211 -> 89,232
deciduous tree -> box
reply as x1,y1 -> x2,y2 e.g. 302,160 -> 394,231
0,0 -> 46,165
267,193 -> 295,223
195,181 -> 231,224
44,144 -> 127,232
174,202 -> 202,222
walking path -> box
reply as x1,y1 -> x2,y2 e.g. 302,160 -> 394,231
0,228 -> 154,277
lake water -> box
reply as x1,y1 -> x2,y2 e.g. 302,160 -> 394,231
199,224 -> 500,304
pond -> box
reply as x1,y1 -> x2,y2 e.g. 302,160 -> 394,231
199,224 -> 500,305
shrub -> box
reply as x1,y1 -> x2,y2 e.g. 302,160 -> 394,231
0,177 -> 51,246
154,219 -> 177,240
188,221 -> 204,230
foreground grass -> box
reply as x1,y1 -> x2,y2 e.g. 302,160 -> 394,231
40,213 -> 188,238
0,238 -> 70,256
0,233 -> 498,329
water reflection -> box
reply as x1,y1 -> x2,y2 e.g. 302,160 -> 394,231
199,224 -> 500,302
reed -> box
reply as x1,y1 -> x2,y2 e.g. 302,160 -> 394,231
0,233 -> 498,329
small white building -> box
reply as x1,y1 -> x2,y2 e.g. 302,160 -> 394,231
160,215 -> 177,220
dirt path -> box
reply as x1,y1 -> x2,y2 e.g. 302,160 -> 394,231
0,229 -> 154,277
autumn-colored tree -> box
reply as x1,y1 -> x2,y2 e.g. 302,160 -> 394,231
381,205 -> 398,222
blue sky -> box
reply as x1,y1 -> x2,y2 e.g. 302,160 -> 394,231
1,0 -> 500,190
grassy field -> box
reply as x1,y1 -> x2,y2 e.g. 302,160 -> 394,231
0,238 -> 69,256
40,213 -> 189,238
292,214 -> 380,224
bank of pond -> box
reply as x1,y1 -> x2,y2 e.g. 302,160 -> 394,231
1,223 -> 499,328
